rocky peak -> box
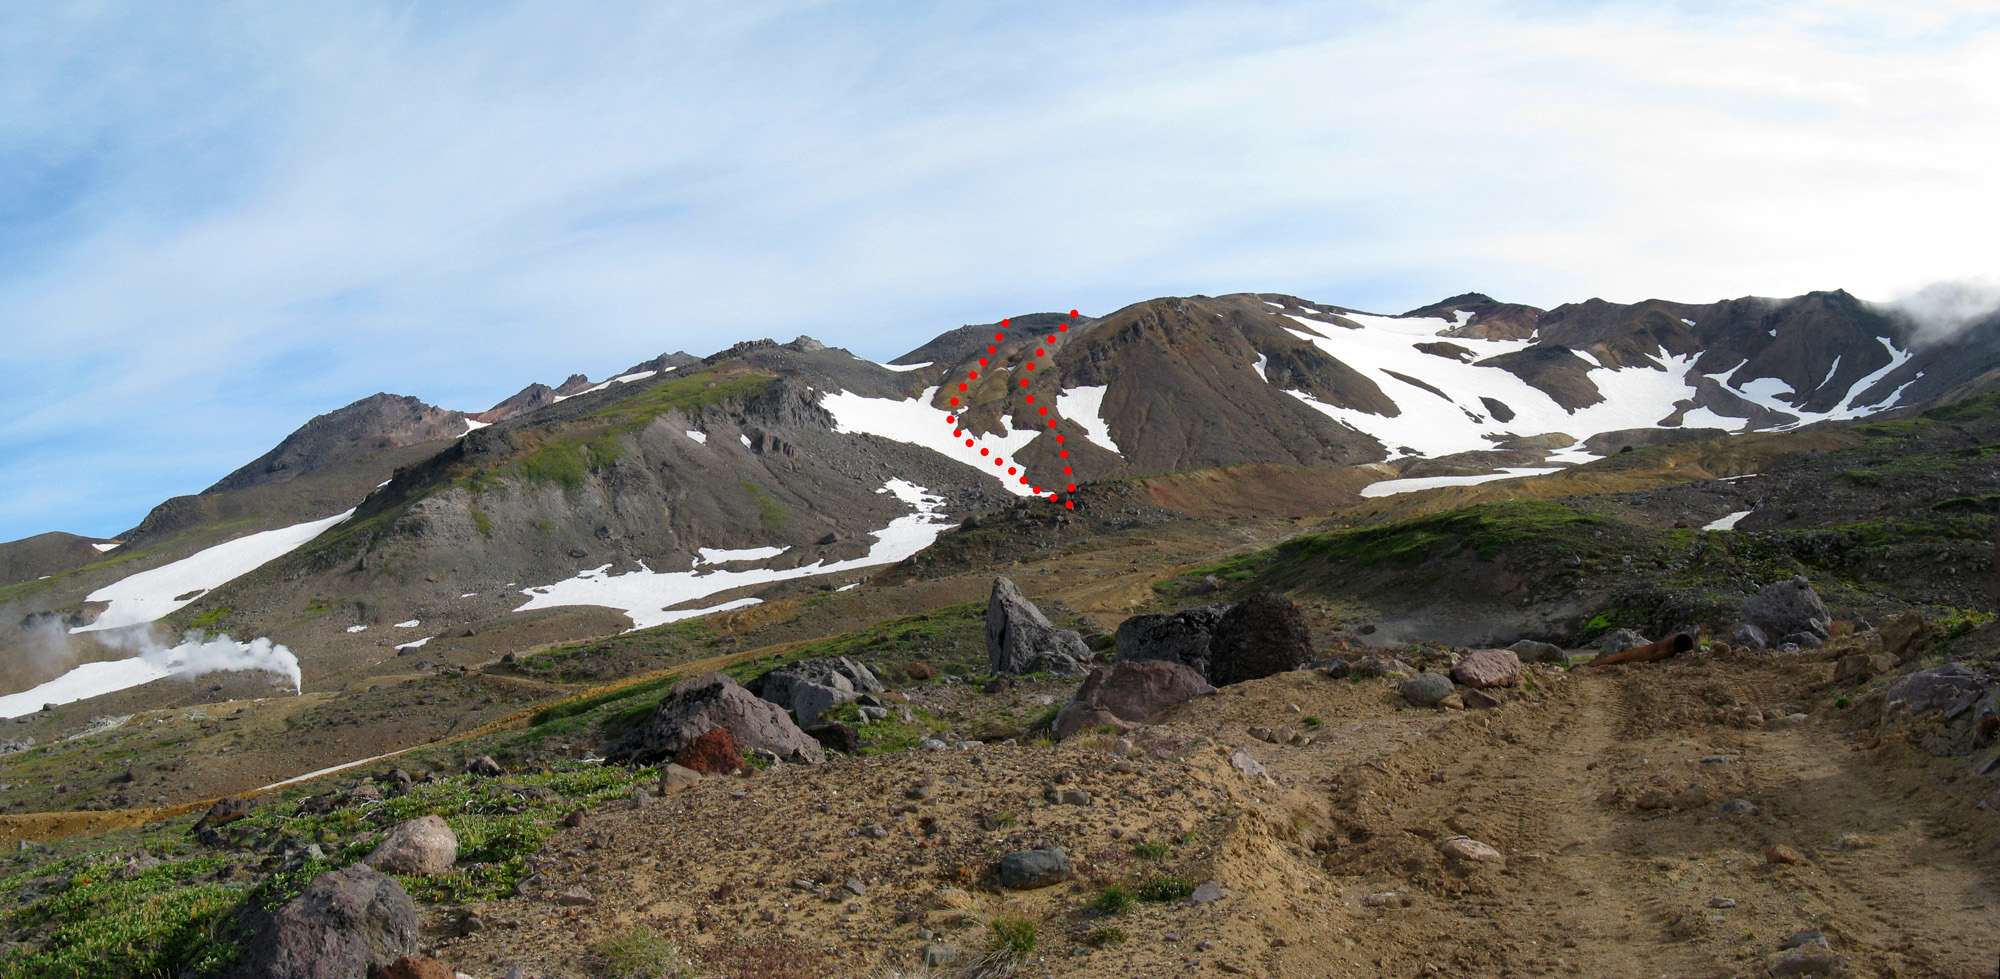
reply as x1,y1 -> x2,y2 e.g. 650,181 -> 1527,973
204,393 -> 467,495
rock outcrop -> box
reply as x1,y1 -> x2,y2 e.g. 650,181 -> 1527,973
603,673 -> 824,765
1451,649 -> 1522,688
227,866 -> 418,979
748,657 -> 885,727
985,578 -> 1092,676
1207,592 -> 1313,687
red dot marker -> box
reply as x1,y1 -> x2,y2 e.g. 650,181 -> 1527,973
1025,363 -> 1035,371
1059,324 -> 1068,332
993,458 -> 1003,467
1062,466 -> 1072,475
1065,500 -> 1073,509
1038,407 -> 1047,415
953,429 -> 963,437
1047,335 -> 1055,342
1049,492 -> 1059,501
964,439 -> 974,447
1019,379 -> 1029,387
1046,420 -> 1056,427
1024,394 -> 1034,403
1036,348 -> 1045,356
994,332 -> 1003,341
1002,319 -> 1010,327
946,415 -> 955,424
1007,467 -> 1017,475
1069,309 -> 1078,317
978,358 -> 987,366
988,345 -> 996,354
1067,483 -> 1076,492
969,371 -> 978,379
1056,435 -> 1065,443
1060,449 -> 1069,457
980,448 -> 989,456
958,383 -> 967,391
949,397 -> 959,405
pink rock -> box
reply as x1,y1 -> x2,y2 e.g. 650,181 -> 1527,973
1450,649 -> 1521,689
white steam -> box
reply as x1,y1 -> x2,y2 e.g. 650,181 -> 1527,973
0,625 -> 302,718
1879,278 -> 2000,345
139,632 -> 303,694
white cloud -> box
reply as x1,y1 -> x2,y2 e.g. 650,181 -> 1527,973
2,0 -> 1999,539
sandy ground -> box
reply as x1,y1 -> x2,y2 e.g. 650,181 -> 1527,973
422,648 -> 2000,979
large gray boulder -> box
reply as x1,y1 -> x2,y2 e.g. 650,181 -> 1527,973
1115,606 -> 1227,679
603,673 -> 825,765
748,656 -> 883,705
1052,660 -> 1213,740
790,680 -> 853,728
1208,592 -> 1314,687
1740,577 -> 1832,641
228,866 -> 418,979
362,816 -> 457,876
1599,629 -> 1648,656
1399,672 -> 1456,707
985,578 -> 1091,676
1882,664 -> 1988,715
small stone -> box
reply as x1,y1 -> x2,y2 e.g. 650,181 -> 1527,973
862,824 -> 889,839
1767,945 -> 1845,977
630,786 -> 653,808
1399,673 -> 1456,707
464,755 -> 504,777
1437,693 -> 1465,710
1461,688 -> 1504,710
1163,933 -> 1181,943
1764,844 -> 1806,866
1778,928 -> 1828,950
843,877 -> 867,897
559,809 -> 584,828
1196,939 -> 1214,951
1057,789 -> 1092,806
1230,749 -> 1268,780
1440,837 -> 1504,864
1719,797 -> 1761,816
1363,891 -> 1409,908
1707,896 -> 1737,909
924,944 -> 963,968
1669,913 -> 1707,938
657,763 -> 702,795
554,887 -> 595,907
1188,880 -> 1223,904
998,848 -> 1071,889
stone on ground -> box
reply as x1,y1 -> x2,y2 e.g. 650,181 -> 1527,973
227,866 -> 418,979
1451,648 -> 1522,688
1208,592 -> 1314,687
1740,576 -> 1832,640
362,815 -> 458,876
1399,673 -> 1455,707
998,847 -> 1072,889
602,672 -> 824,765
1599,629 -> 1648,656
1114,606 -> 1227,680
1052,660 -> 1213,740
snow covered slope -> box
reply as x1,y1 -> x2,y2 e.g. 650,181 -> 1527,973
72,510 -> 354,633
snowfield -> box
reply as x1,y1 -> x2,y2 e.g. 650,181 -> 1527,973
72,510 -> 355,634
1360,468 -> 1565,498
0,633 -> 302,718
822,386 -> 1038,496
513,479 -> 956,630
1056,385 -> 1122,455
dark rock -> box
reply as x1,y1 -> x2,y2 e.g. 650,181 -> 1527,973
192,797 -> 260,848
998,847 -> 1071,889
1780,632 -> 1824,649
602,673 -> 824,765
1599,629 -> 1648,656
1883,664 -> 1988,716
227,866 -> 418,979
1461,687 -> 1505,709
1348,654 -> 1414,678
984,578 -> 1091,676
1115,605 -> 1227,679
804,722 -> 860,755
1052,660 -> 1214,739
816,532 -> 842,546
747,656 -> 883,707
1740,577 -> 1831,641
1878,611 -> 1937,657
1208,592 -> 1314,687
464,755 -> 504,777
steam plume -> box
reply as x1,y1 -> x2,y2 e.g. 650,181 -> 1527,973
1879,278 -> 2000,346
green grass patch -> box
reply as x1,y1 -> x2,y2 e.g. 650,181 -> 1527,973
1135,875 -> 1196,902
1089,884 -> 1136,914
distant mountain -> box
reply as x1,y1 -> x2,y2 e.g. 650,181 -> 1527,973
5,285 -> 1996,707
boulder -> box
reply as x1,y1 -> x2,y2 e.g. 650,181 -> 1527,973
602,673 -> 824,766
1440,837 -> 1503,864
985,578 -> 1092,676
191,796 -> 261,849
228,866 -> 418,979
1349,654 -> 1414,678
463,755 -> 503,777
672,727 -> 746,774
998,848 -> 1072,889
1114,606 -> 1227,679
1878,611 -> 1937,658
1399,673 -> 1456,707
789,679 -> 854,727
1832,652 -> 1899,682
804,721 -> 861,755
747,656 -> 884,708
1599,629 -> 1648,656
657,763 -> 702,795
1451,649 -> 1522,688
362,816 -> 458,876
1740,577 -> 1831,641
1055,660 -> 1212,734
1733,623 -> 1770,649
1508,639 -> 1567,664
1208,592 -> 1314,687
1882,664 -> 1988,716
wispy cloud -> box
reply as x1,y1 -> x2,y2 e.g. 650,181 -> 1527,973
2,0 -> 1998,540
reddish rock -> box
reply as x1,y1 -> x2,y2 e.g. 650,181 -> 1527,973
602,672 -> 824,765
673,728 -> 746,775
1052,660 -> 1213,740
1450,649 -> 1522,689
902,661 -> 934,681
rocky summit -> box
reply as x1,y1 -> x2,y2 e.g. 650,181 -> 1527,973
2,288 -> 2000,978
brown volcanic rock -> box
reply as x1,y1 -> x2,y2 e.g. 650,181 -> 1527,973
603,673 -> 824,766
1053,660 -> 1213,739
673,728 -> 747,775
228,866 -> 419,979
206,393 -> 466,494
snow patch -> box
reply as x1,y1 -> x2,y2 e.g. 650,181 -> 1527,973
345,625 -> 368,634
612,370 -> 658,384
395,636 -> 432,651
837,582 -> 858,592
91,543 -> 119,553
822,386 -> 1037,496
459,592 -> 478,598
1704,510 -> 1752,531
1056,385 -> 1121,455
1359,468 -> 1563,498
739,434 -> 753,448
72,511 -> 355,634
514,479 -> 955,631
1252,354 -> 1269,382
697,546 -> 787,564
393,620 -> 420,628
685,430 -> 708,444
880,361 -> 932,372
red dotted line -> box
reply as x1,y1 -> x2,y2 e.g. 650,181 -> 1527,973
944,311 -> 1081,509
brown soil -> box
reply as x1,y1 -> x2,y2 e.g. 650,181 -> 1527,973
423,651 -> 2000,978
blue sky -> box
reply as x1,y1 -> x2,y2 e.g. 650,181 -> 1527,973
3,0 -> 1999,542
